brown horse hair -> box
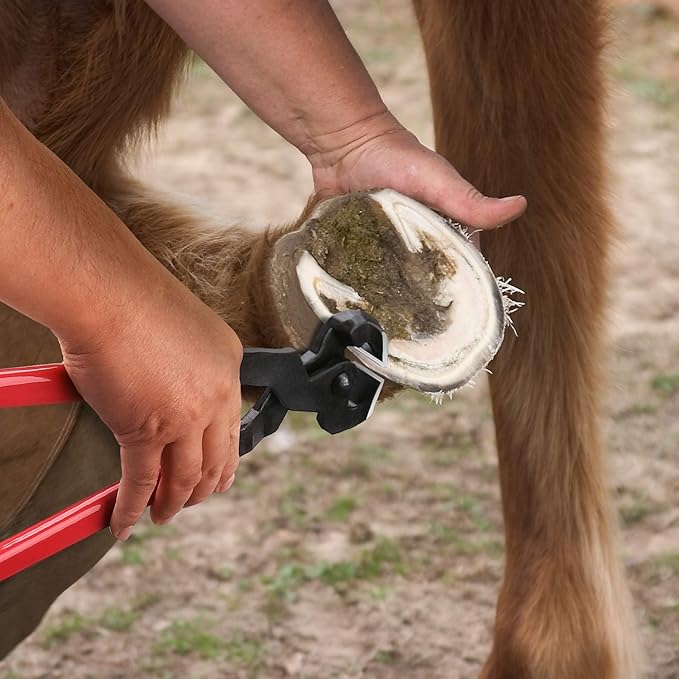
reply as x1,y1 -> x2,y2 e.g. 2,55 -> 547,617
0,1 -> 642,676
413,2 -> 640,677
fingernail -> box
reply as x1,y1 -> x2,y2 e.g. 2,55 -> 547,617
500,195 -> 523,202
217,474 -> 236,493
114,526 -> 133,541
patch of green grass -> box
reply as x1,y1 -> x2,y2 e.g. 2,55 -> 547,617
379,483 -> 399,501
362,46 -> 396,65
43,612 -> 92,647
260,590 -> 291,621
340,443 -> 392,478
136,523 -> 175,542
340,457 -> 372,478
224,635 -> 264,668
655,552 -> 679,575
263,563 -> 308,599
615,63 -> 679,109
359,538 -> 405,577
631,77 -> 679,108
278,482 -> 308,527
307,561 -> 361,586
262,538 -> 406,598
120,544 -> 145,566
237,577 -> 255,593
260,562 -> 307,621
306,538 -> 405,587
619,499 -> 659,526
209,564 -> 236,582
285,411 -> 318,433
325,495 -> 358,521
428,444 -> 472,468
358,444 -> 390,459
99,606 -> 139,633
370,585 -> 392,601
614,403 -> 657,420
155,619 -> 224,659
456,495 -> 494,532
164,547 -> 182,561
349,521 -> 374,544
429,523 -> 504,557
119,523 -> 174,566
132,592 -> 163,612
430,522 -> 462,544
651,373 -> 679,396
154,618 -> 265,670
374,649 -> 400,665
648,615 -> 662,630
428,483 -> 459,503
441,571 -> 457,586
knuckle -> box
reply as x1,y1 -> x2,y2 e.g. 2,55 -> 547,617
217,374 -> 242,404
115,507 -> 142,526
124,471 -> 158,493
172,470 -> 202,491
182,398 -> 205,425
117,412 -> 172,448
465,185 -> 486,204
202,465 -> 222,483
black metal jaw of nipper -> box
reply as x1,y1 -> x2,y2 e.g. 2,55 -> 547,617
238,309 -> 388,456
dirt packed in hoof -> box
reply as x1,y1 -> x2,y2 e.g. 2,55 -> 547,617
306,193 -> 454,340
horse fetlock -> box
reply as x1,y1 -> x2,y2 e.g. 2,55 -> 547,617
481,562 -> 641,679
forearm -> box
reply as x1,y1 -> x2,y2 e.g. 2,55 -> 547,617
0,100 -> 180,346
143,0 -> 397,164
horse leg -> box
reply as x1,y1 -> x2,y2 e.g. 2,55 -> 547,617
413,2 -> 641,677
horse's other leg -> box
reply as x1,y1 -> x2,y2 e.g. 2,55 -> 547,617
413,2 -> 640,678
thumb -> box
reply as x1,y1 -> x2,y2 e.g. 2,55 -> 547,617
450,186 -> 526,230
414,165 -> 527,230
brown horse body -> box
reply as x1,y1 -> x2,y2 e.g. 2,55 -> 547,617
0,2 -> 640,676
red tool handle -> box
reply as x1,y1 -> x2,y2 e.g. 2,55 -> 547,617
0,483 -> 120,583
0,363 -> 118,582
0,363 -> 81,408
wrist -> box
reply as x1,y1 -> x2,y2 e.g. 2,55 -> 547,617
55,236 -> 180,357
302,108 -> 403,171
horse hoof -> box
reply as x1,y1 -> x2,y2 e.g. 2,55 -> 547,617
268,189 -> 519,395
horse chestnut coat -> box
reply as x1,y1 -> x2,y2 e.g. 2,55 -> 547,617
0,2 -> 640,677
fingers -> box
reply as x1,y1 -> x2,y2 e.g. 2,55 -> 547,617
112,398 -> 241,539
184,417 -> 239,506
149,431 -> 204,525
111,442 -> 163,540
217,414 -> 241,491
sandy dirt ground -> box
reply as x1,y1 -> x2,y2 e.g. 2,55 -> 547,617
1,2 -> 678,678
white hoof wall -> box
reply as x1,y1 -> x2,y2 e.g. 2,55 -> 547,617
269,189 -> 520,395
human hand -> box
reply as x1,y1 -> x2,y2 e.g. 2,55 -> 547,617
308,112 -> 527,230
59,278 -> 242,541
